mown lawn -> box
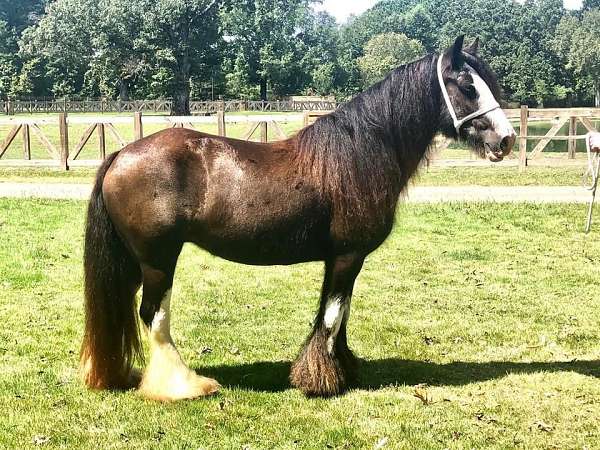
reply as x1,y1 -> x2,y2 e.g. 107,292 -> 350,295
0,165 -> 590,187
1,199 -> 599,449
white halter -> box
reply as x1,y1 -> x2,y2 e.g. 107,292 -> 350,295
436,55 -> 501,134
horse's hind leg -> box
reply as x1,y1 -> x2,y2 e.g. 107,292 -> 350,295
138,262 -> 220,401
290,253 -> 364,397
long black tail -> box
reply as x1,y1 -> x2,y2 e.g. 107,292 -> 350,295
80,151 -> 143,389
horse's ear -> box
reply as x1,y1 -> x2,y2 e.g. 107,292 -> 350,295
451,35 -> 465,70
465,37 -> 480,56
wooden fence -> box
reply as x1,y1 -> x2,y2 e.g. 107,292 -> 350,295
505,107 -> 600,170
0,99 -> 338,115
0,112 -> 305,169
1,108 -> 599,170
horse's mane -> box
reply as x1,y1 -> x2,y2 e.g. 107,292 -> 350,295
295,54 -> 442,231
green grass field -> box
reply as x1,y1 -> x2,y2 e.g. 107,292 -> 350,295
0,165 -> 589,187
1,199 -> 599,449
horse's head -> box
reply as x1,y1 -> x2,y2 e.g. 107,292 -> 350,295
438,36 -> 516,162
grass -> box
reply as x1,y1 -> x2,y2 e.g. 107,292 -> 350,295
1,199 -> 599,449
0,165 -> 590,187
415,166 -> 588,186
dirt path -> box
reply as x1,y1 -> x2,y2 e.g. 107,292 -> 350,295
0,182 -> 596,203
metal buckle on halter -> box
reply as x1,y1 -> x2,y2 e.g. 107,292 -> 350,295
436,55 -> 501,134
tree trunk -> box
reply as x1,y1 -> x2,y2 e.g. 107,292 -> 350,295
118,79 -> 130,101
260,78 -> 268,101
172,58 -> 191,116
172,82 -> 190,116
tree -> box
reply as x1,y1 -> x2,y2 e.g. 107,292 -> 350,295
220,0 -> 315,100
435,0 -> 568,106
19,0 -> 95,97
555,9 -> 600,106
139,0 -> 220,114
340,0 -> 419,57
295,11 -> 348,97
18,0 -> 219,113
357,32 -> 425,87
0,0 -> 47,98
86,0 -> 149,100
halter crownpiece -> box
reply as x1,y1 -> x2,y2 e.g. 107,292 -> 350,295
436,54 -> 501,134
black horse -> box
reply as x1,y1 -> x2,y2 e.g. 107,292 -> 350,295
80,36 -> 516,400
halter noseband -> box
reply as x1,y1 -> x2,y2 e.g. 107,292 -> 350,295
436,55 -> 501,134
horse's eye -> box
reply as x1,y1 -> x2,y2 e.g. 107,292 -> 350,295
461,84 -> 476,98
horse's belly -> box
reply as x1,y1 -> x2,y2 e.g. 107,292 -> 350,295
188,187 -> 330,265
190,219 -> 329,265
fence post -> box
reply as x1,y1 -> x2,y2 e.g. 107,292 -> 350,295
519,105 -> 528,171
217,111 -> 226,136
59,112 -> 69,170
260,121 -> 268,143
98,123 -> 106,159
22,124 -> 31,160
303,111 -> 309,127
134,111 -> 143,140
568,116 -> 577,159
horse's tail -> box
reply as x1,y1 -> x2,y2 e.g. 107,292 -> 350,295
80,151 -> 143,389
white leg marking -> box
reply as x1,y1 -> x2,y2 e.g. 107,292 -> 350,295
324,296 -> 346,354
139,289 -> 219,401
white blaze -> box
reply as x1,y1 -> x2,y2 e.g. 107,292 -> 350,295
469,67 -> 515,139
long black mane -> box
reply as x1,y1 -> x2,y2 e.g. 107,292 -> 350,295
296,54 -> 442,230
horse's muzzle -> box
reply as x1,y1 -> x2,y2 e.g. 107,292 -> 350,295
486,133 -> 516,162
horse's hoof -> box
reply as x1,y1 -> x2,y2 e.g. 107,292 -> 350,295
139,368 -> 220,401
289,342 -> 349,397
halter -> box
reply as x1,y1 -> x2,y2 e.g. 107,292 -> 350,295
436,55 -> 501,134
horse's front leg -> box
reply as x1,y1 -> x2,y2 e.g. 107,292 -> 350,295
290,253 -> 364,397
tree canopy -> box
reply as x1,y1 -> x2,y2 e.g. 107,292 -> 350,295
0,0 -> 598,112
357,33 -> 425,87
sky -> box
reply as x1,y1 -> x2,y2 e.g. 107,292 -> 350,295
317,0 -> 584,23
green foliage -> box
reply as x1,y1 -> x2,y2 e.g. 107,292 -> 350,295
357,32 -> 425,87
555,8 -> 600,106
0,0 -> 597,106
220,0 -> 317,100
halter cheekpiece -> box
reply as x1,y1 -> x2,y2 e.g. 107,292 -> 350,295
436,54 -> 501,134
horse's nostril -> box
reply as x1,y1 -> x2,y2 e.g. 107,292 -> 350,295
500,135 -> 516,153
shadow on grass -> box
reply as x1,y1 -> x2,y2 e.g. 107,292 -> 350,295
199,358 -> 600,393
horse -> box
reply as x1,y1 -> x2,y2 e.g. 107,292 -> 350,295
80,36 -> 516,401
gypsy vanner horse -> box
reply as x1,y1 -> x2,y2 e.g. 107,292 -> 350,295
81,37 -> 516,400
